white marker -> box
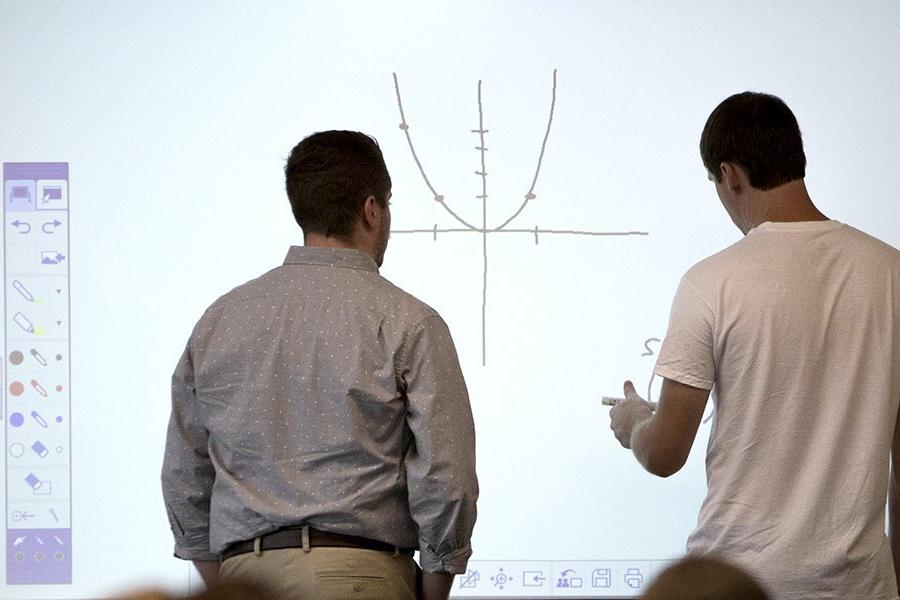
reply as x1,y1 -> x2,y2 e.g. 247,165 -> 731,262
602,396 -> 658,410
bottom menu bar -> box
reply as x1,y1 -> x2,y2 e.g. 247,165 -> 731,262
453,560 -> 672,597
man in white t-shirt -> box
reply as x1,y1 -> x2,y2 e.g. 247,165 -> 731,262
609,92 -> 900,599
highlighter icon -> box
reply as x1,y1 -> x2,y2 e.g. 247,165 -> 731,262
13,312 -> 35,334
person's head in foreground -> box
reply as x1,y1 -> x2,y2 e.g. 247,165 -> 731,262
642,556 -> 771,600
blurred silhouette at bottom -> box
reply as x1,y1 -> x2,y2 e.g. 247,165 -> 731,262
122,579 -> 276,600
642,556 -> 771,600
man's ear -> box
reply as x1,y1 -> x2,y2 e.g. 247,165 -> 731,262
720,162 -> 746,193
361,195 -> 379,231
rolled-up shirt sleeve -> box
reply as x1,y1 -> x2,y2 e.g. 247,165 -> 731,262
161,342 -> 218,561
399,314 -> 478,574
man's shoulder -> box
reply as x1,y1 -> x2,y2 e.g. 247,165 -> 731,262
837,223 -> 900,260
199,266 -> 283,315
682,221 -> 900,290
198,263 -> 441,328
368,274 -> 442,325
681,238 -> 747,286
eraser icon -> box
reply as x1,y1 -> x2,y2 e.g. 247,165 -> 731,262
31,441 -> 49,458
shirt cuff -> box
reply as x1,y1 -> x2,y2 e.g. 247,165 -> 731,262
419,544 -> 472,574
173,543 -> 219,562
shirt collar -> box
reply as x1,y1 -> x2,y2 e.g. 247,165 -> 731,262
283,245 -> 379,273
752,220 -> 843,234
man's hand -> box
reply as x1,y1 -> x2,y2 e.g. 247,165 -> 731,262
611,377 -> 709,477
609,380 -> 655,448
419,572 -> 454,600
192,560 -> 220,588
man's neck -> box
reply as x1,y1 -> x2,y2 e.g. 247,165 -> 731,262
303,232 -> 357,251
746,179 -> 828,230
303,231 -> 381,266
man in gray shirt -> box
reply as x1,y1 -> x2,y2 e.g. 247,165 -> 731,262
162,131 -> 478,600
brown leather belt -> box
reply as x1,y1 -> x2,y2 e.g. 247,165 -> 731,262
221,526 -> 414,561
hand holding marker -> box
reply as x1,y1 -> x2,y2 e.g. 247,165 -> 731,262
602,396 -> 658,411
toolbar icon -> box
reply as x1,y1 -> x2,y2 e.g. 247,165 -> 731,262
41,251 -> 66,265
13,311 -> 36,333
24,472 -> 52,495
42,219 -> 63,233
591,568 -> 612,588
624,568 -> 644,589
31,348 -> 49,366
12,279 -> 35,301
36,180 -> 68,209
42,187 -> 62,203
31,440 -> 50,458
523,570 -> 546,587
557,569 -> 583,588
6,180 -> 35,210
31,410 -> 49,428
490,568 -> 512,590
459,569 -> 480,589
12,185 -> 31,203
10,218 -> 32,233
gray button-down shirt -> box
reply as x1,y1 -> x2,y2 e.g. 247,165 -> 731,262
161,246 -> 478,573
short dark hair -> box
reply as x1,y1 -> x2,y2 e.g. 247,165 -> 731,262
700,92 -> 806,190
285,130 -> 391,238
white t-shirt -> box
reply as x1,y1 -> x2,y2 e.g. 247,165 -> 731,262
655,220 -> 900,600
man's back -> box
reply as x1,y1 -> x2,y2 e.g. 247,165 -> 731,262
163,245 -> 477,572
657,221 -> 900,598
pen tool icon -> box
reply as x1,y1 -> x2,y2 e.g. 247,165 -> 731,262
31,411 -> 49,428
30,349 -> 48,366
31,380 -> 48,397
12,280 -> 34,302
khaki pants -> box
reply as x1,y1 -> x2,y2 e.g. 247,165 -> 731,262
220,546 -> 417,600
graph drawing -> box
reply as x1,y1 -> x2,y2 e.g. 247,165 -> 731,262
391,70 -> 649,365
